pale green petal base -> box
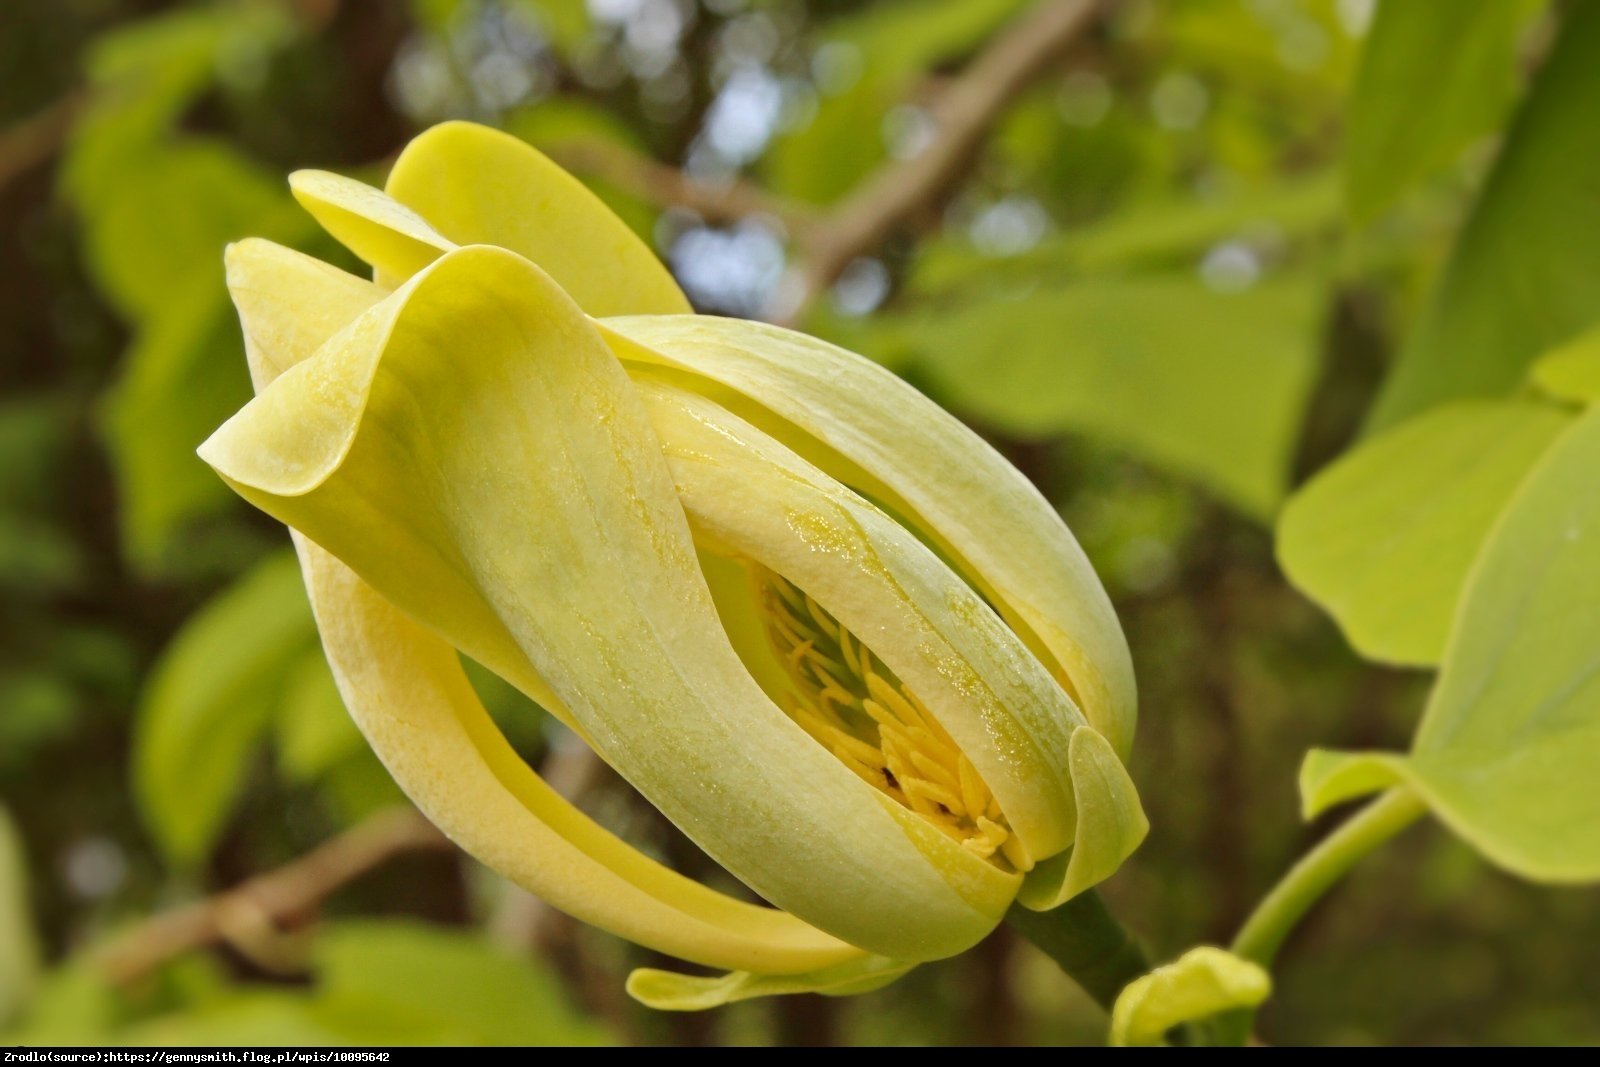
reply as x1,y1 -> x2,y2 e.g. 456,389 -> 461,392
1109,947 -> 1270,1047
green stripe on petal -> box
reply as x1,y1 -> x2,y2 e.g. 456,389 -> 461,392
600,315 -> 1138,759
626,955 -> 915,1012
384,121 -> 690,317
200,245 -> 1005,962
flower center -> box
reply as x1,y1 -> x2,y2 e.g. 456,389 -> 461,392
754,565 -> 1026,871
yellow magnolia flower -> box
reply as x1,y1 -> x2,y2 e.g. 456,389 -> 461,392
198,121 -> 1145,1008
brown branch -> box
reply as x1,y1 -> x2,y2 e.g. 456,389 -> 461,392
774,0 -> 1103,324
95,807 -> 451,986
0,91 -> 85,197
546,137 -> 815,230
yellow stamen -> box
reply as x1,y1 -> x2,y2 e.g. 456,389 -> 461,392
752,564 -> 1027,872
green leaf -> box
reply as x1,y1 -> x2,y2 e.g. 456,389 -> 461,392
1278,400 -> 1570,666
1300,405 -> 1600,883
1109,947 -> 1271,1047
1,963 -> 119,1045
910,172 -> 1339,297
900,275 -> 1324,518
0,806 -> 39,1029
1531,322 -> 1600,403
1344,0 -> 1531,223
1368,3 -> 1600,430
315,922 -> 610,1045
88,146 -> 311,572
274,649 -> 361,783
119,994 -> 357,1047
63,5 -> 309,573
133,551 -> 317,864
765,0 -> 1025,203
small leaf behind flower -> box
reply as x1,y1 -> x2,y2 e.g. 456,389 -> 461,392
1109,947 -> 1270,1047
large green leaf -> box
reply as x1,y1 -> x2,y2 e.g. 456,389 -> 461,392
1344,0 -> 1529,223
63,6 -> 309,573
314,922 -> 610,1045
1368,3 -> 1600,430
273,648 -> 362,783
910,172 -> 1339,297
1278,401 -> 1570,666
1301,406 -> 1600,883
1531,321 -> 1600,404
900,275 -> 1323,518
133,551 -> 317,864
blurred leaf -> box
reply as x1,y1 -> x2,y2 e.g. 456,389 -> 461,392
0,671 -> 80,774
1278,401 -> 1570,666
897,275 -> 1324,517
315,921 -> 610,1045
765,0 -> 1025,203
63,3 -> 292,208
0,806 -> 40,1028
314,748 -> 407,827
63,4 -> 308,574
510,0 -> 590,58
1368,3 -> 1600,430
1531,322 -> 1600,403
119,993 -> 354,1047
98,280 -> 251,574
911,172 -> 1338,296
1344,0 -> 1530,223
1301,406 -> 1600,883
1109,947 -> 1270,1047
1,963 -> 118,1045
134,551 -> 316,865
78,143 -> 301,324
274,649 -> 361,784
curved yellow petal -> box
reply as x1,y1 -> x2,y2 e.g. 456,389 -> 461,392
600,316 -> 1138,759
625,955 -> 914,1012
287,170 -> 456,287
1015,727 -> 1148,911
384,121 -> 690,317
639,378 -> 1080,863
226,238 -> 385,390
297,535 -> 863,974
201,245 -> 1006,962
226,237 -> 861,975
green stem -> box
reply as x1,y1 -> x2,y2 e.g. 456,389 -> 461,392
1005,889 -> 1150,1014
1215,787 -> 1427,1044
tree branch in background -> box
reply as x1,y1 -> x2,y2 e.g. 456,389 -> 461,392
547,138 -> 816,230
95,807 -> 450,986
774,0 -> 1104,325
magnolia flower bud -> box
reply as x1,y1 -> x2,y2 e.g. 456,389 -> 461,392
198,122 -> 1144,1007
